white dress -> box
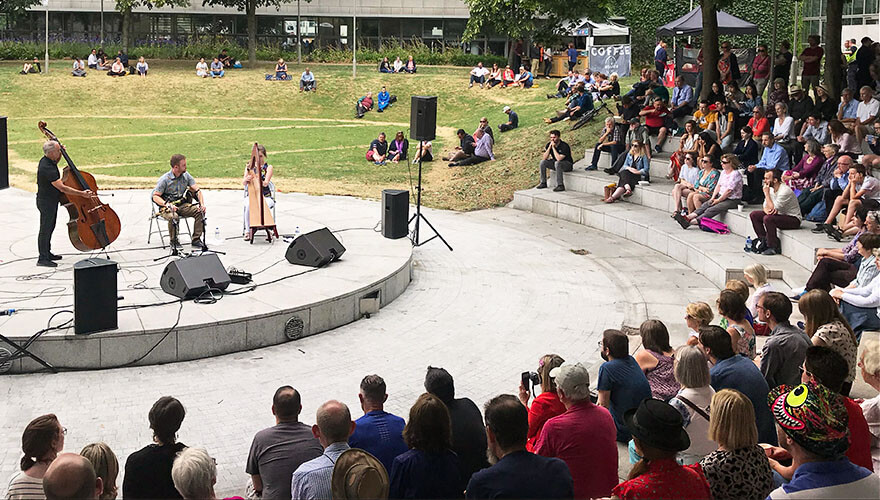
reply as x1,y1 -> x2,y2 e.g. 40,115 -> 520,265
196,62 -> 208,77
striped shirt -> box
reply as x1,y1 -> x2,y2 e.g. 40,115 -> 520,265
291,442 -> 350,500
4,471 -> 44,500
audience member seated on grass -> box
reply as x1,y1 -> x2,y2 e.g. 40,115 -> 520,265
832,248 -> 880,339
744,133 -> 790,204
218,49 -> 232,68
512,66 -> 534,88
486,64 -> 502,88
784,139 -> 824,191
685,302 -> 714,346
107,58 -> 126,77
389,392 -> 463,499
670,75 -> 694,118
196,58 -> 209,78
392,57 -> 403,73
606,140 -> 650,203
548,71 -> 574,98
766,78 -> 789,120
766,382 -> 879,498
667,345 -> 716,465
476,117 -> 493,141
443,129 -> 475,163
300,68 -> 315,92
79,442 -> 118,500
699,325 -> 778,445
209,58 -> 224,78
750,168 -> 803,256
698,389 -> 774,500
96,49 -> 108,70
757,291 -> 812,388
246,386 -> 321,500
469,62 -> 489,88
668,120 -> 700,180
717,289 -> 757,359
387,131 -> 409,164
633,320 -> 679,401
859,338 -> 880,473
123,396 -> 186,499
611,399 -> 713,500
599,72 -> 620,98
467,394 -> 573,499
675,154 -> 743,229
291,400 -> 355,500
597,329 -> 653,443
838,87 -> 860,125
517,354 -> 566,451
747,106 -> 770,137
824,164 -> 880,240
500,65 -> 515,87
800,292 -> 861,396
378,57 -> 392,73
348,375 -> 407,475
605,118 -> 653,175
366,132 -> 388,165
733,125 -> 760,167
412,140 -> 432,164
535,130 -> 573,192
355,92 -> 374,119
681,154 -> 721,215
640,98 -> 670,153
499,106 -> 518,132
87,49 -> 98,69
587,117 -> 625,171
534,363 -> 619,499
274,59 -> 287,80
71,57 -> 86,77
7,414 -> 64,500
20,56 -> 41,74
672,153 -> 703,216
813,83 -> 839,122
136,57 -> 148,77
450,129 -> 493,167
424,366 -> 488,485
404,55 -> 416,73
43,453 -> 102,500
545,86 -> 591,124
171,448 -> 222,500
855,86 -> 880,145
830,119 -> 862,157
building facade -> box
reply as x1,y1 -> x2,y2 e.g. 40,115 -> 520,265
800,0 -> 878,48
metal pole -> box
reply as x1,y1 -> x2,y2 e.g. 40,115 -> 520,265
789,0 -> 799,85
352,11 -> 357,78
296,0 -> 301,64
44,0 -> 49,74
769,0 -> 778,93
100,0 -> 104,46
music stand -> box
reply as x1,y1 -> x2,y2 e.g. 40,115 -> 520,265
409,96 -> 452,251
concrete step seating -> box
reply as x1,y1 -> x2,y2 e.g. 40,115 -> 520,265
511,143 -> 846,291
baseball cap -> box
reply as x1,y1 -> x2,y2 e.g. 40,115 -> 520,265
503,106 -> 511,112
549,362 -> 590,397
768,382 -> 849,458
628,117 -> 641,124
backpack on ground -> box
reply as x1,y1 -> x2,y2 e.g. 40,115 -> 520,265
698,218 -> 730,234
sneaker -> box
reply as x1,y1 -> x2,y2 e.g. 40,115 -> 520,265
825,225 -> 843,242
585,164 -> 598,171
36,259 -> 57,268
546,94 -> 554,99
536,183 -> 548,189
673,212 -> 690,230
654,145 -> 662,153
553,185 -> 565,192
811,223 -> 827,233
790,292 -> 805,301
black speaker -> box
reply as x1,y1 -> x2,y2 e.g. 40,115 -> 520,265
285,228 -> 346,267
74,258 -> 117,334
160,254 -> 231,299
382,189 -> 409,239
0,116 -> 8,190
410,96 -> 437,141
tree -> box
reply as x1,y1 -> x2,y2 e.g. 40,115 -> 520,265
700,0 -> 721,99
115,0 -> 189,53
201,0 -> 293,65
822,0 -> 843,97
0,0 -> 41,17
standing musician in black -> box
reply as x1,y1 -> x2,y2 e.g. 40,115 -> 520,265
152,153 -> 207,251
36,140 -> 92,267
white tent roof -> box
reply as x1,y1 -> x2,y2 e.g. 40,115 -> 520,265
568,19 -> 630,37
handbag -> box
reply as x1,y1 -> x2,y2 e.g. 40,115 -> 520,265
677,395 -> 710,421
698,218 -> 730,234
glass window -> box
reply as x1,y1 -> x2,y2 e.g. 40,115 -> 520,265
379,18 -> 400,40
176,15 -> 192,34
401,18 -> 421,39
866,0 -> 879,14
423,19 -> 442,38
444,18 -> 465,38
359,18 -> 378,37
258,16 -> 281,35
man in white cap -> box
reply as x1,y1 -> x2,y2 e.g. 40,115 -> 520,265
533,362 -> 618,500
499,106 -> 518,132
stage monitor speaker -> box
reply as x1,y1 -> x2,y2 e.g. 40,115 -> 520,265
74,258 -> 118,334
410,96 -> 437,141
382,189 -> 409,239
285,228 -> 346,267
0,116 -> 8,190
160,254 -> 231,299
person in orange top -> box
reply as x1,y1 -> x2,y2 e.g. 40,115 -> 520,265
518,354 -> 566,451
747,105 -> 770,137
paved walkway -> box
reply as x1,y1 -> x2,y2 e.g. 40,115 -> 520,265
0,197 -> 717,496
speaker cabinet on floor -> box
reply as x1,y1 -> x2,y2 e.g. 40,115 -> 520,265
74,258 -> 117,334
285,228 -> 346,267
410,96 -> 437,141
160,254 -> 231,299
382,189 -> 409,239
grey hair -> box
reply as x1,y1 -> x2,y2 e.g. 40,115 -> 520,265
171,448 -> 215,500
674,345 -> 711,388
861,86 -> 875,94
42,141 -> 59,155
775,102 -> 788,113
869,211 -> 880,224
605,116 -> 614,124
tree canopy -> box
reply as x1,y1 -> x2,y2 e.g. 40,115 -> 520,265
0,0 -> 42,18
462,0 -> 610,43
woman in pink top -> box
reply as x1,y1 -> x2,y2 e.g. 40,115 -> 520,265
634,320 -> 679,401
752,44 -> 772,97
784,139 -> 824,190
518,354 -> 566,451
830,119 -> 861,155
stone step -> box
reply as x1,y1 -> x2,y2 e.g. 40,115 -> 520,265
510,188 -> 814,290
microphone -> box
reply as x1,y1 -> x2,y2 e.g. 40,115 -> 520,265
0,309 -> 16,316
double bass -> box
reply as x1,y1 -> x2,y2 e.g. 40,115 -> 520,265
38,121 -> 121,251
246,142 -> 278,243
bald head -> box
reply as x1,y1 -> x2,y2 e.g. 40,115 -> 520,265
314,400 -> 354,446
43,453 -> 102,500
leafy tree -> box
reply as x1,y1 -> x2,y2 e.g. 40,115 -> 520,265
700,0 -> 721,98
822,0 -> 842,97
0,0 -> 42,20
201,0 -> 294,65
115,0 -> 189,53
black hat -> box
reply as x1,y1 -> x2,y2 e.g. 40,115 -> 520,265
624,398 -> 690,452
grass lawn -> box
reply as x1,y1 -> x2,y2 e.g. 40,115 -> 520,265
0,60 -> 633,210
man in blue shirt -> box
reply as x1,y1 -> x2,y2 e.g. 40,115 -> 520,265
291,400 -> 355,500
812,154 -> 854,234
499,106 -> 519,132
838,87 -> 859,127
377,86 -> 392,112
566,42 -> 578,72
466,395 -> 573,499
670,75 -> 693,118
699,325 -> 778,445
348,375 -> 408,475
654,41 -> 668,77
745,132 -> 790,203
596,329 -> 652,442
299,67 -> 315,92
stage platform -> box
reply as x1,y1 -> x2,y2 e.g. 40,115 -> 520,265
0,188 -> 413,373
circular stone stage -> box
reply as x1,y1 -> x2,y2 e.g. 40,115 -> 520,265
0,189 -> 412,373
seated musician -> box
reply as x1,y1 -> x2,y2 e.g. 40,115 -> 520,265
152,154 -> 207,251
242,144 -> 275,240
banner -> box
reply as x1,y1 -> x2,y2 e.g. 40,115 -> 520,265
588,45 -> 631,77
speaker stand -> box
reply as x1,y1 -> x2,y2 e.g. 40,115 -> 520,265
0,332 -> 58,373
409,146 -> 452,251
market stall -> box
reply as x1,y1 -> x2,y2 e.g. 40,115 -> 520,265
549,19 -> 631,77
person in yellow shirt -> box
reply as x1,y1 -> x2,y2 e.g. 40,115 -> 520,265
693,100 -> 718,136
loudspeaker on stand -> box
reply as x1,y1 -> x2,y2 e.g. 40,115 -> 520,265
410,96 -> 437,141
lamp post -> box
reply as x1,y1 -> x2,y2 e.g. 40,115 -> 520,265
43,0 -> 49,74
296,0 -> 301,64
100,0 -> 105,46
